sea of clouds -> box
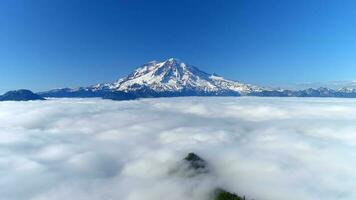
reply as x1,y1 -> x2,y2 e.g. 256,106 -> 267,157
1,97 -> 356,200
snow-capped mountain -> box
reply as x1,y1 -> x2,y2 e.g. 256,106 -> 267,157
89,58 -> 263,96
38,58 -> 356,100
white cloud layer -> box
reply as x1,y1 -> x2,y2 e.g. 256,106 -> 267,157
1,97 -> 356,200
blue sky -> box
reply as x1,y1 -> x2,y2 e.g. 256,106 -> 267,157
1,0 -> 356,92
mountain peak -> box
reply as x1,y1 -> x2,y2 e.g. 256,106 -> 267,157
162,58 -> 186,69
166,57 -> 182,62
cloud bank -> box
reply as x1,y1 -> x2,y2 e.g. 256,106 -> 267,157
1,97 -> 356,200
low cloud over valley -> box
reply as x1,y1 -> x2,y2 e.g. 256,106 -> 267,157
1,97 -> 356,200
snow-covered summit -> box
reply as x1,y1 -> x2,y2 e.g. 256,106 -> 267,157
92,58 -> 263,95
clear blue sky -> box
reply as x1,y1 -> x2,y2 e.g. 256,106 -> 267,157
1,0 -> 356,92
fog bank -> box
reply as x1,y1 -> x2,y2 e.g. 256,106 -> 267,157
1,97 -> 356,200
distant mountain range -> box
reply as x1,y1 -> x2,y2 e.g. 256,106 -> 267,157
285,80 -> 356,90
6,58 -> 356,101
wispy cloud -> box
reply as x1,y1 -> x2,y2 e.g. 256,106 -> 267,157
1,97 -> 356,200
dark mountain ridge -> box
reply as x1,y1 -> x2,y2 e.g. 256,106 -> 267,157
0,89 -> 45,101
